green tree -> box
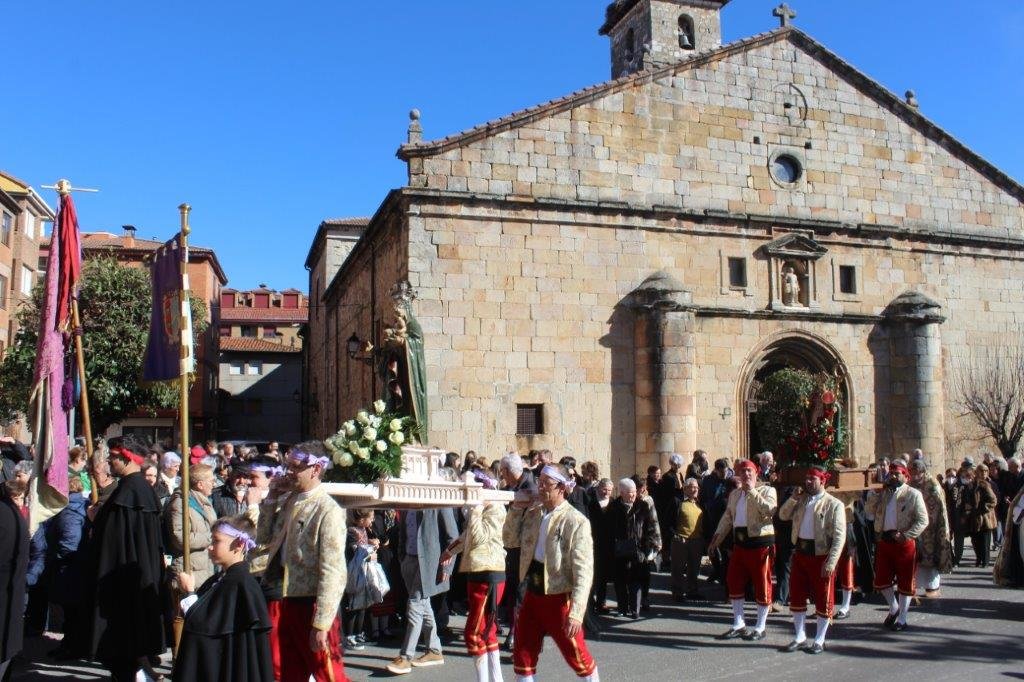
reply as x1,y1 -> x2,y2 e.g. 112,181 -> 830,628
0,256 -> 208,434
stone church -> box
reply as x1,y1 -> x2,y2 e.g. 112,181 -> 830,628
305,0 -> 1024,479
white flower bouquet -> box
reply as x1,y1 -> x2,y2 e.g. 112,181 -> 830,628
322,400 -> 419,484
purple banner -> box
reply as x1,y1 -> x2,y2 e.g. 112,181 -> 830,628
143,235 -> 190,382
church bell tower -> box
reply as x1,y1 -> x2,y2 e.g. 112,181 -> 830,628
599,0 -> 731,79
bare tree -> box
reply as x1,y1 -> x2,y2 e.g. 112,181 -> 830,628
952,343 -> 1024,459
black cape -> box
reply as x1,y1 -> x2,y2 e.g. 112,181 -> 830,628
85,471 -> 165,665
172,562 -> 274,682
0,496 -> 29,663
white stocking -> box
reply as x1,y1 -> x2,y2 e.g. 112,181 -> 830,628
754,603 -> 770,632
880,586 -> 898,614
474,655 -> 488,682
897,594 -> 911,624
731,598 -> 746,629
839,589 -> 852,613
814,616 -> 830,645
488,650 -> 504,682
792,612 -> 807,643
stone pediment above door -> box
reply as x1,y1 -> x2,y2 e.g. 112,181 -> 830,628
758,233 -> 828,261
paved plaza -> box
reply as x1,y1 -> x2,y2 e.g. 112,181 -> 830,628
12,551 -> 1023,682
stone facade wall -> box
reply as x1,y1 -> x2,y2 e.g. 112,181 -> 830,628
412,36 -> 1022,239
401,200 -> 1023,480
310,213 -> 408,439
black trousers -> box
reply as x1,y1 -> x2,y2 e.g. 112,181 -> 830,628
971,529 -> 992,566
953,531 -> 966,566
614,557 -> 644,614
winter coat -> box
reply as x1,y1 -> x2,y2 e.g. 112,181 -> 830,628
165,490 -> 218,585
47,493 -> 89,605
965,480 -> 998,532
608,496 -> 662,562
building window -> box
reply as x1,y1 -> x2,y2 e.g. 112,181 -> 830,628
516,404 -> 544,436
219,326 -> 231,337
678,14 -> 695,49
20,266 -> 32,296
254,293 -> 269,308
220,292 -> 235,308
23,213 -> 34,241
0,274 -> 7,309
770,153 -> 803,185
624,27 -> 636,62
839,265 -> 857,294
283,293 -> 299,309
263,326 -> 277,338
1,212 -> 11,246
240,325 -> 258,338
38,255 -> 48,272
727,257 -> 748,288
246,360 -> 262,376
228,361 -> 243,375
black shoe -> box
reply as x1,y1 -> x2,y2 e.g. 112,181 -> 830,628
628,611 -> 639,620
718,628 -> 746,640
892,622 -> 907,632
805,643 -> 824,655
742,629 -> 766,641
834,610 -> 850,620
883,612 -> 898,629
780,640 -> 806,653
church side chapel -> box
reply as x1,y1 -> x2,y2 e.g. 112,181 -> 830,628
309,0 -> 1024,480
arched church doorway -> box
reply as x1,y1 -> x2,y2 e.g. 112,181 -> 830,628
736,332 -> 854,461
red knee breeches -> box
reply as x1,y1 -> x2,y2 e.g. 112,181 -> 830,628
513,591 -> 596,678
727,545 -> 774,606
788,552 -> 836,618
873,538 -> 917,596
465,580 -> 505,657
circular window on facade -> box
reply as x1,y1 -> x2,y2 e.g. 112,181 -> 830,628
771,154 -> 803,185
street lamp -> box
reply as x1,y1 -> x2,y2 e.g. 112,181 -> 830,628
346,333 -> 375,365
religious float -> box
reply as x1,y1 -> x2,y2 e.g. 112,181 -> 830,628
755,368 -> 879,492
319,282 -> 513,509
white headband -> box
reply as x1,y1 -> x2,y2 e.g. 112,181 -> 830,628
540,465 -> 576,492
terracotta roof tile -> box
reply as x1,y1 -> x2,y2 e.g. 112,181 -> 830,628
220,307 -> 308,323
220,337 -> 302,353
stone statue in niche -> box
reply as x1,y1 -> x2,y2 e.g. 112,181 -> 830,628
782,265 -> 801,306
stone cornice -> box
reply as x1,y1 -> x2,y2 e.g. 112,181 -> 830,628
398,188 -> 1024,254
629,302 -> 885,325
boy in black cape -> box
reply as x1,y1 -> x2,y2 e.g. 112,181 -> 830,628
173,514 -> 274,682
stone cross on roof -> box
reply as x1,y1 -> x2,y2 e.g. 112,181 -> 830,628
773,3 -> 797,27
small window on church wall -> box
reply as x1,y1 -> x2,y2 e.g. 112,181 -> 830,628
771,154 -> 802,185
625,28 -> 636,62
516,404 -> 544,436
839,266 -> 857,294
728,257 -> 748,288
678,15 -> 695,50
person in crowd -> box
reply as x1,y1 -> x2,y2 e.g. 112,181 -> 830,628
657,454 -> 686,564
671,477 -> 704,601
266,442 -> 281,459
173,515 -> 274,682
68,446 -> 92,498
369,508 -> 401,644
3,479 -> 29,520
991,458 -> 1007,549
211,465 -> 250,518
386,506 -> 458,675
344,509 -> 379,651
867,460 -> 928,631
709,459 -> 777,641
0,476 -> 29,680
700,458 -> 734,587
156,452 -> 181,501
13,459 -> 33,486
909,459 -> 952,598
1003,485 -> 1024,587
257,442 -> 349,682
89,450 -> 118,507
778,467 -> 845,655
441,472 -> 507,682
498,453 -> 536,650
462,451 -> 480,476
685,449 -> 709,480
875,457 -> 891,484
512,464 -> 599,682
46,476 -> 90,660
632,475 -> 659,609
531,449 -> 553,478
0,435 -> 31,485
441,452 -> 461,481
757,451 -> 776,482
25,505 -> 52,638
588,479 -> 615,614
965,464 -> 998,568
833,497 -> 857,620
580,461 -> 601,496
949,462 -> 973,566
84,438 -> 165,681
560,456 -> 591,519
166,463 -> 219,587
609,478 -> 660,618
141,461 -> 159,487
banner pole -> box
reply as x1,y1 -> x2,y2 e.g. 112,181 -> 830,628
56,181 -> 98,504
172,203 -> 192,657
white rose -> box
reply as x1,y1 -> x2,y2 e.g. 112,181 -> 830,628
373,399 -> 386,414
348,441 -> 360,455
364,427 -> 378,442
370,416 -> 382,428
338,452 -> 354,467
389,431 -> 405,445
375,440 -> 388,453
357,447 -> 371,460
343,423 -> 357,436
389,418 -> 402,432
356,410 -> 371,425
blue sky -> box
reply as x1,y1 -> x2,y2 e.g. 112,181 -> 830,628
3,1 -> 1022,292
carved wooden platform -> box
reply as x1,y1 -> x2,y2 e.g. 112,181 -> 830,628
324,444 -> 514,509
776,466 -> 881,492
